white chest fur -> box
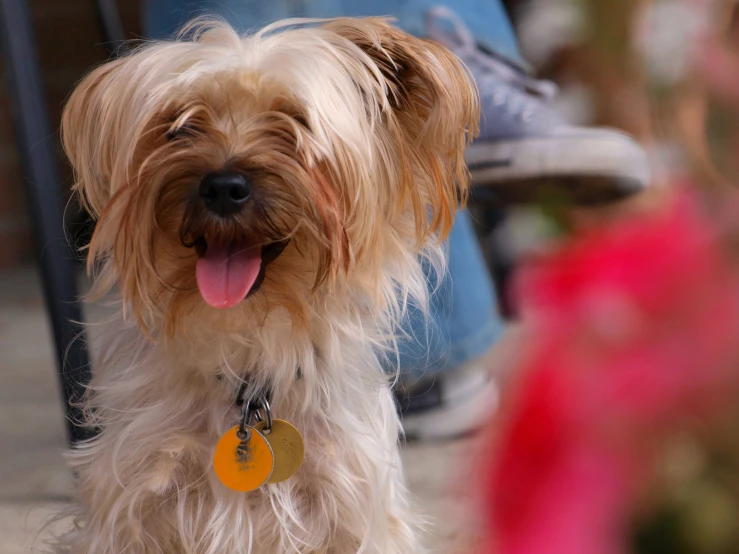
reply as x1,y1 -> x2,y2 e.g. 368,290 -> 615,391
57,317 -> 423,554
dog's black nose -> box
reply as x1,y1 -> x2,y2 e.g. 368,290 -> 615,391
199,171 -> 252,216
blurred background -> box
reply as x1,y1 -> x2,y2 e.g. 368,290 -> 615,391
0,0 -> 736,552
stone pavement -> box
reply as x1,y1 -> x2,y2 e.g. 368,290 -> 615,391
0,266 -> 487,553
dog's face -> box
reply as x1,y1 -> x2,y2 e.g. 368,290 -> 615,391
63,18 -> 478,338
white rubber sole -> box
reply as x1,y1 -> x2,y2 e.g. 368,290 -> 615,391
465,128 -> 651,204
400,370 -> 499,442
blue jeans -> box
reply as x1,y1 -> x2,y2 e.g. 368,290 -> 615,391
144,1 -> 510,376
394,211 -> 505,376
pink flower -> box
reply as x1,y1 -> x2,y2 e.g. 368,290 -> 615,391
484,190 -> 739,554
488,363 -> 635,554
516,191 -> 739,421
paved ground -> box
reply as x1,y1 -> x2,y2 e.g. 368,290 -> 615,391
0,266 -> 486,553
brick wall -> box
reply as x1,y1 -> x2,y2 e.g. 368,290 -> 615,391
0,0 -> 141,268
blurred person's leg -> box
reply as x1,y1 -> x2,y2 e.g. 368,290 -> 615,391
391,210 -> 505,440
142,0 -> 650,440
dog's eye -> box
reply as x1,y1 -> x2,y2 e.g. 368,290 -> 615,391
167,122 -> 200,141
293,114 -> 310,131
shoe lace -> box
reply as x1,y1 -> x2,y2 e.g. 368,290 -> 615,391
426,6 -> 557,122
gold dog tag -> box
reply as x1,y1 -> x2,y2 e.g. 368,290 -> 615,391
213,425 -> 274,492
253,419 -> 305,483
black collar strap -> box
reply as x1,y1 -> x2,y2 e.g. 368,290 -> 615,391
235,381 -> 270,407
232,366 -> 302,407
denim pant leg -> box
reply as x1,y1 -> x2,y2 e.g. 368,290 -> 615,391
143,0 -> 508,375
393,211 -> 504,378
144,0 -> 525,66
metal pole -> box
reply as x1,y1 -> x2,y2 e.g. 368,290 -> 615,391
95,0 -> 127,54
0,0 -> 94,444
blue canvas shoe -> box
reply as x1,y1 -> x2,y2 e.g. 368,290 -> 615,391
427,7 -> 651,206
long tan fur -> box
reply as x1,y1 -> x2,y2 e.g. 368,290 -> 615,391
58,17 -> 478,554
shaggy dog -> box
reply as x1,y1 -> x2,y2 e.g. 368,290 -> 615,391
59,16 -> 478,553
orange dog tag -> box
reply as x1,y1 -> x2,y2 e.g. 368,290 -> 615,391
213,425 -> 274,492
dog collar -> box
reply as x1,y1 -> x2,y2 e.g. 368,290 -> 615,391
231,366 -> 301,406
234,380 -> 271,407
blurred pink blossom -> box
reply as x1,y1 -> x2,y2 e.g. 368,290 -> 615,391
484,189 -> 739,554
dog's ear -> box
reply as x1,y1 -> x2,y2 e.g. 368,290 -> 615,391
322,17 -> 479,243
61,57 -> 129,219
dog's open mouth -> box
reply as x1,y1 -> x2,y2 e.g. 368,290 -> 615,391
194,238 -> 288,309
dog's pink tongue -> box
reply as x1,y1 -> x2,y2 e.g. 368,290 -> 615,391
196,241 -> 262,309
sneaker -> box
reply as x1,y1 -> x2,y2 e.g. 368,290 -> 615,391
394,357 -> 499,441
427,7 -> 651,206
